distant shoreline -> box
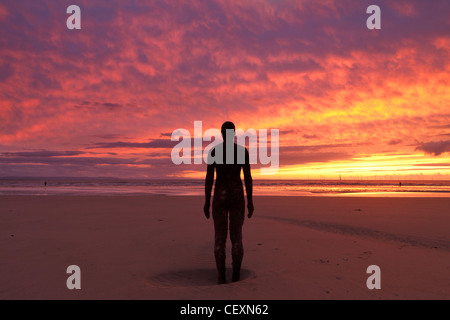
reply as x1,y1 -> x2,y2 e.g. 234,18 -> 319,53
2,178 -> 450,196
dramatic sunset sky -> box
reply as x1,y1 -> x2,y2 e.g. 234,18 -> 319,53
1,0 -> 449,179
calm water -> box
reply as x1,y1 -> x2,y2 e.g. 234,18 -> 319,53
0,178 -> 449,197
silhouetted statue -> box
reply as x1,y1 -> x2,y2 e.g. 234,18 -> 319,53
204,121 -> 254,284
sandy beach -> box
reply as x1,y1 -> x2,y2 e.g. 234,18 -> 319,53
1,195 -> 449,300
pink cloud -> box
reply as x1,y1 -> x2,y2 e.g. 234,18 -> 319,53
1,0 -> 450,177
416,141 -> 450,156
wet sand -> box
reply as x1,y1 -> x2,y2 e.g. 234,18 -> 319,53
1,196 -> 449,299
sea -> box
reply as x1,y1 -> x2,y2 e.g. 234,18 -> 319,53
0,178 -> 450,197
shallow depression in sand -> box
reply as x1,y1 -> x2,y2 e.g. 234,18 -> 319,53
146,268 -> 256,288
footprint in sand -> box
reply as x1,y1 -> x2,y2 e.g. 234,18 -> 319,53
358,251 -> 373,259
313,258 -> 330,264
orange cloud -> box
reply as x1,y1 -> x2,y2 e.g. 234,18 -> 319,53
1,0 -> 450,179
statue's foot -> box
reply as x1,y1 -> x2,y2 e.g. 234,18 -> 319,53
232,270 -> 240,282
218,274 -> 227,284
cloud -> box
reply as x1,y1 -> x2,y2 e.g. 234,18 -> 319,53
415,140 -> 450,156
280,151 -> 352,166
415,163 -> 450,167
0,3 -> 9,20
0,150 -> 167,166
88,136 -> 224,150
280,143 -> 366,153
429,124 -> 450,129
73,101 -> 123,110
0,63 -> 14,82
302,134 -> 319,139
88,139 -> 175,149
1,150 -> 86,157
89,134 -> 130,140
160,132 -> 173,137
388,139 -> 402,145
1,1 -> 450,178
